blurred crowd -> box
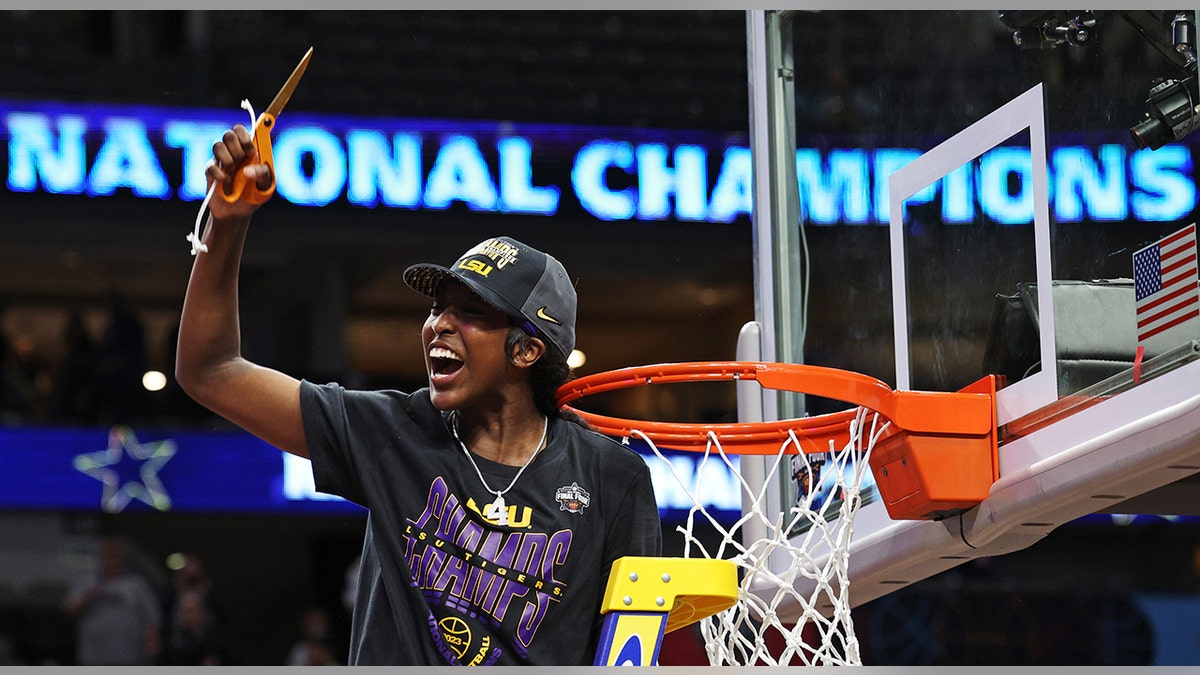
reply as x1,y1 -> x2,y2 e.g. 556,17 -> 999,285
0,295 -> 212,430
0,535 -> 349,666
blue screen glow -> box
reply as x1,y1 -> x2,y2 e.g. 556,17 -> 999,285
3,98 -> 1194,225
0,425 -> 740,523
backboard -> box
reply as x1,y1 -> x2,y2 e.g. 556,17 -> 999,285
744,10 -> 1200,614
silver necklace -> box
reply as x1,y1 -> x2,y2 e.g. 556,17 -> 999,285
450,413 -> 548,527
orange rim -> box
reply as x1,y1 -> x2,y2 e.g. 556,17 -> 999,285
556,361 -> 902,454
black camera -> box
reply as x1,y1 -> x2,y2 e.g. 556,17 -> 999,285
999,11 -> 1096,49
1129,76 -> 1200,150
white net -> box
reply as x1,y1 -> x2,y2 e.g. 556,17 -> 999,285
638,407 -> 888,666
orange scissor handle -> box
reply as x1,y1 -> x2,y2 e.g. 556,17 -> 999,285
219,111 -> 278,205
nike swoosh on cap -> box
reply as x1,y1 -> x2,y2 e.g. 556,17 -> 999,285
536,307 -> 561,324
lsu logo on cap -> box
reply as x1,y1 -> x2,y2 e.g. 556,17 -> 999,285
456,238 -> 524,278
457,259 -> 493,276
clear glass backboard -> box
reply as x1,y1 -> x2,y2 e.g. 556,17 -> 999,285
744,10 -> 1200,613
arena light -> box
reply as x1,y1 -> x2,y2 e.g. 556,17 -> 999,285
142,370 -> 167,392
568,350 -> 587,369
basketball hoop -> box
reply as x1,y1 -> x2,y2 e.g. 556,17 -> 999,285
556,362 -> 998,665
557,361 -> 998,521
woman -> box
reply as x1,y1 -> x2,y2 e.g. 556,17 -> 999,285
175,124 -> 661,665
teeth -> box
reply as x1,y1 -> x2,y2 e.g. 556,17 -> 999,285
429,347 -> 462,361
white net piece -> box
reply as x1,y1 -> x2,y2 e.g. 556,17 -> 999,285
638,407 -> 888,666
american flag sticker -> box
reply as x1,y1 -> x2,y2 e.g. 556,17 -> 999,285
1133,223 -> 1199,344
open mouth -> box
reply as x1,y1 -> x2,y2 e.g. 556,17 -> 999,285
429,346 -> 464,378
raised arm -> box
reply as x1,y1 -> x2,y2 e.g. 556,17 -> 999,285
175,124 -> 309,458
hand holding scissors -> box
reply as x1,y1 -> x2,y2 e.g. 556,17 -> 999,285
218,47 -> 313,204
191,47 -> 313,255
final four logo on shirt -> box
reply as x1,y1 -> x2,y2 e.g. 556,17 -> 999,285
555,482 -> 591,513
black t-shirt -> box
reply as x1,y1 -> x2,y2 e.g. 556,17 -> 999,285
300,381 -> 663,665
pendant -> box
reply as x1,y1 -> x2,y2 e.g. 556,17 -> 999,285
485,494 -> 509,526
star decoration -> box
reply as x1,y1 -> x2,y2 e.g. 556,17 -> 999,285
73,426 -> 176,513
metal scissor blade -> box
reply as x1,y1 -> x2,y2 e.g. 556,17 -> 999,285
264,46 -> 314,119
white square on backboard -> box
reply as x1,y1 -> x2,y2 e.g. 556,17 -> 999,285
888,83 -> 1056,426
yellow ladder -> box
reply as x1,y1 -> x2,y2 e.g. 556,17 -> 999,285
593,556 -> 738,666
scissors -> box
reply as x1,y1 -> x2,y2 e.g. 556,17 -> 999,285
220,47 -> 313,204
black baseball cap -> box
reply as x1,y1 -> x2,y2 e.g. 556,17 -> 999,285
403,236 -> 577,359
